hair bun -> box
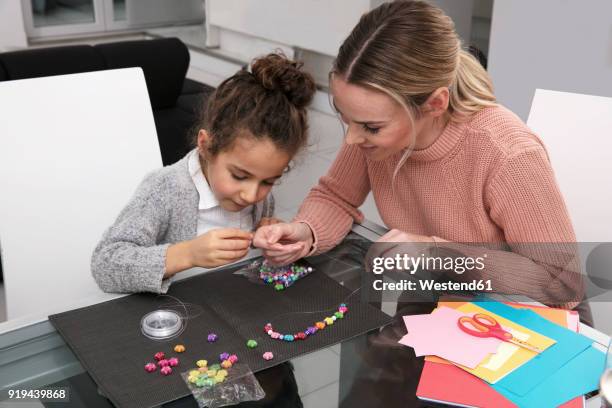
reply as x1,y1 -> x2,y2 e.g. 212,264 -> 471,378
251,53 -> 316,109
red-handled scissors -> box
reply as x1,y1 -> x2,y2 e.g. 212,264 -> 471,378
457,313 -> 543,354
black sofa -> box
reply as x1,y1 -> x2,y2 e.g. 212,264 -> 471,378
0,37 -> 214,166
0,38 -> 214,282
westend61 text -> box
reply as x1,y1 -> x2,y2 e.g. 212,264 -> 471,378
372,279 -> 493,292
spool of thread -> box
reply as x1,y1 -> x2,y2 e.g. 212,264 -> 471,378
141,309 -> 183,340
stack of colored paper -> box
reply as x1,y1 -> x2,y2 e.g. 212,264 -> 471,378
400,303 -> 557,381
401,301 -> 606,407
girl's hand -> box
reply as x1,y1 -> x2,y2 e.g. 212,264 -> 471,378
165,228 -> 252,277
253,222 -> 314,265
190,228 -> 253,268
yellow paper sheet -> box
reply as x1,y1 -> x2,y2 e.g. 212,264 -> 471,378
446,302 -> 557,384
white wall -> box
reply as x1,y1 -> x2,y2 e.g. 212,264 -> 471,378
206,0 -> 372,58
488,0 -> 612,120
0,2 -> 28,51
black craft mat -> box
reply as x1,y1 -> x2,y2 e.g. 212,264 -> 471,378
49,264 -> 391,408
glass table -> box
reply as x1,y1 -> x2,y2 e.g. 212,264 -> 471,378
0,221 -> 608,407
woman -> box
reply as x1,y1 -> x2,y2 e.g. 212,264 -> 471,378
254,0 -> 587,316
253,2 -> 587,406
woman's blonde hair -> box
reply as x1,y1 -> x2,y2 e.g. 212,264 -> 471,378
333,0 -> 496,122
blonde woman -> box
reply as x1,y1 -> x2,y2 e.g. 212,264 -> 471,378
255,0 -> 586,317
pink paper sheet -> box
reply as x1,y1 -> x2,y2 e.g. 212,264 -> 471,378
399,306 -> 502,369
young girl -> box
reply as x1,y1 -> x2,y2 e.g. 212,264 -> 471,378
91,53 -> 316,294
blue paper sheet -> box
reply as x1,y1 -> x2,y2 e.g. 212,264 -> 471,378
475,301 -> 592,394
507,345 -> 604,408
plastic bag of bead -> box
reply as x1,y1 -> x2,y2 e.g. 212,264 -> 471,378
181,362 -> 265,408
233,258 -> 314,291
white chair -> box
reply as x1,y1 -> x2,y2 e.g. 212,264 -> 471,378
527,89 -> 612,331
0,68 -> 162,321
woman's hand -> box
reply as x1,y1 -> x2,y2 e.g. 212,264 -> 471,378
370,229 -> 436,271
257,217 -> 284,227
165,228 -> 252,277
253,222 -> 314,265
378,229 -> 435,243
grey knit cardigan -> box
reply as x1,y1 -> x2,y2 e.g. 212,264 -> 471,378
91,152 -> 274,294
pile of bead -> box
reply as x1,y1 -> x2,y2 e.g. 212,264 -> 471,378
218,352 -> 238,369
144,351 -> 180,375
265,303 -> 348,342
258,261 -> 313,291
187,353 -> 231,388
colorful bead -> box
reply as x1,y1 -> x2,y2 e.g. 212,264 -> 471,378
174,344 -> 185,353
259,261 -> 314,289
219,352 -> 230,362
168,357 -> 179,367
217,369 -> 228,377
266,303 -> 348,342
188,375 -> 199,384
154,351 -> 165,361
210,363 -> 221,371
196,378 -> 207,387
207,333 -> 218,343
221,360 -> 232,369
144,363 -> 156,372
198,367 -> 208,373
189,370 -> 200,377
160,366 -> 172,375
206,369 -> 217,377
247,339 -> 258,348
157,359 -> 169,367
228,354 -> 238,364
262,351 -> 274,360
196,359 -> 208,368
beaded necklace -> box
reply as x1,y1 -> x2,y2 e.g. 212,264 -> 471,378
264,303 -> 349,342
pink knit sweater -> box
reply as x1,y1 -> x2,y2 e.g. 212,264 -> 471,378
295,105 -> 583,307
